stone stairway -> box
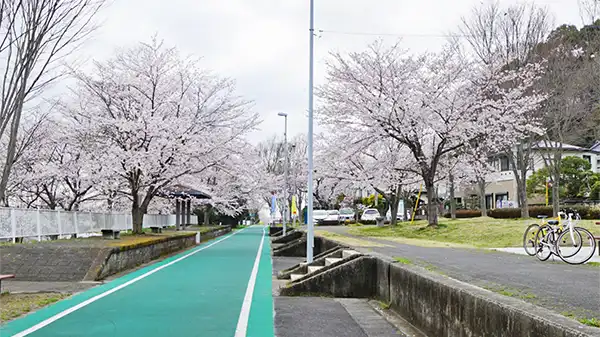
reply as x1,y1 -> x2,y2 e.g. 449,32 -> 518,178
283,248 -> 362,284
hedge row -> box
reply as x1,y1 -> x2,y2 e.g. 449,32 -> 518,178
488,206 -> 600,219
443,210 -> 482,218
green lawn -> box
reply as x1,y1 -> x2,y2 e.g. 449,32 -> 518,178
349,217 -> 600,248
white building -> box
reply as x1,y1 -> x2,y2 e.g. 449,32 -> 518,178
457,140 -> 600,208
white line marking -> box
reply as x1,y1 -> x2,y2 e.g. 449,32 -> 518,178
12,227 -> 250,337
234,226 -> 266,337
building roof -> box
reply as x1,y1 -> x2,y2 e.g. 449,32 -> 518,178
533,140 -> 600,154
157,184 -> 211,199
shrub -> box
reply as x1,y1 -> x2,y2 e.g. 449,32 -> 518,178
487,205 -> 599,219
443,210 -> 482,218
528,206 -> 554,218
566,205 -> 600,220
488,208 -> 522,219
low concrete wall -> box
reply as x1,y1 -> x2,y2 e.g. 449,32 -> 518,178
274,236 -> 340,257
280,255 -> 377,298
272,230 -> 302,244
91,227 -> 232,281
0,245 -> 104,281
93,234 -> 197,280
200,226 -> 232,242
381,256 -> 600,337
281,237 -> 600,337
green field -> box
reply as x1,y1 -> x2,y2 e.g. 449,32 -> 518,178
349,217 -> 600,248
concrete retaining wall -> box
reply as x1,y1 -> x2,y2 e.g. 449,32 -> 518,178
0,245 -> 104,281
93,234 -> 197,280
200,227 -> 232,242
281,239 -> 600,337
273,236 -> 341,257
92,227 -> 232,280
281,256 -> 377,298
272,230 -> 302,244
379,255 -> 600,337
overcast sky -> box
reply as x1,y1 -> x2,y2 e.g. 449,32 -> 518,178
78,0 -> 584,144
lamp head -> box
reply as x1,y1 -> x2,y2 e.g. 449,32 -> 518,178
277,112 -> 288,117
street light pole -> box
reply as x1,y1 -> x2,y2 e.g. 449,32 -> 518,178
278,112 -> 289,236
306,0 -> 315,263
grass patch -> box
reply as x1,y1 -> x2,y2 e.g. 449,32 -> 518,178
393,257 -> 413,265
483,285 -> 537,301
578,317 -> 600,327
314,230 -> 391,247
0,292 -> 69,323
586,262 -> 600,267
349,217 -> 600,248
378,300 -> 391,310
562,312 -> 600,327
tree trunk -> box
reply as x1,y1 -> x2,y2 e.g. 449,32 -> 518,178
508,142 -> 530,218
551,179 -> 560,216
389,185 -> 401,226
204,205 -> 211,225
425,182 -> 438,227
551,152 -> 561,217
131,190 -> 145,234
0,107 -> 22,205
132,206 -> 144,234
478,178 -> 488,217
518,168 -> 529,218
449,174 -> 456,219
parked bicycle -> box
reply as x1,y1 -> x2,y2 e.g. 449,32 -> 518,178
522,214 -> 560,256
534,211 -> 597,265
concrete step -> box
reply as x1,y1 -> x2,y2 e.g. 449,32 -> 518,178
325,258 -> 342,266
308,266 -> 324,273
342,250 -> 360,258
290,273 -> 305,282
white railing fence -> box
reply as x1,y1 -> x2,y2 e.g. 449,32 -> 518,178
0,207 -> 198,242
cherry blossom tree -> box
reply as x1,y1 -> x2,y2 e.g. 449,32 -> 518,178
316,130 -> 420,225
255,133 -> 308,219
0,0 -> 106,205
64,38 -> 258,233
0,109 -> 53,207
317,40 -> 545,227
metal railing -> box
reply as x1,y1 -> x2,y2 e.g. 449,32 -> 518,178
0,207 -> 198,242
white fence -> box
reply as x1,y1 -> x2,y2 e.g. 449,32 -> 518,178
0,207 -> 198,241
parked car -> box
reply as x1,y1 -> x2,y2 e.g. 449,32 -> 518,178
361,208 -> 380,221
319,210 -> 341,225
339,208 -> 355,221
386,211 -> 404,221
312,210 -> 328,224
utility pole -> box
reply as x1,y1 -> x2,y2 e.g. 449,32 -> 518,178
306,0 -> 315,263
278,112 -> 289,235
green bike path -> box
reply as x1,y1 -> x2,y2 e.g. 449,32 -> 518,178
0,226 -> 274,337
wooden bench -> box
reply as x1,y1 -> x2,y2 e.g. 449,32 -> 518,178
101,229 -> 121,240
150,226 -> 162,234
0,274 -> 15,292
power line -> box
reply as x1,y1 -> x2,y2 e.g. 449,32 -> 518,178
316,29 -> 471,39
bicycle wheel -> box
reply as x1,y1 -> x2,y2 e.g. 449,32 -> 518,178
557,227 -> 597,265
554,227 -> 583,259
535,225 -> 554,261
523,224 -> 540,256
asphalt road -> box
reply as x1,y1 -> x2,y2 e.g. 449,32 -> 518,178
319,225 -> 600,320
